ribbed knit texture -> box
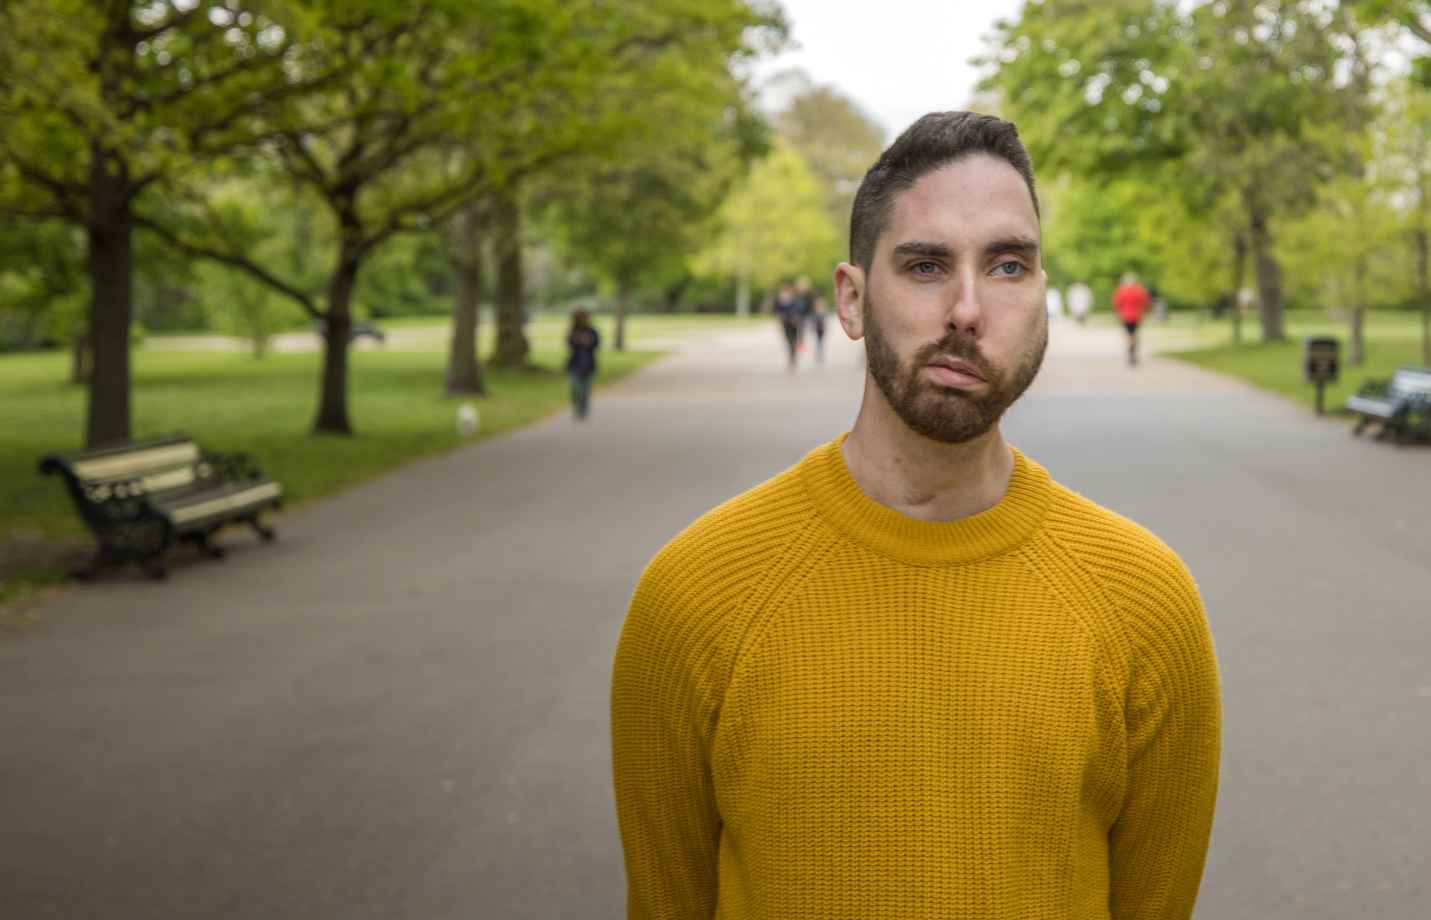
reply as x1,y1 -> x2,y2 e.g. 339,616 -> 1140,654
611,436 -> 1221,920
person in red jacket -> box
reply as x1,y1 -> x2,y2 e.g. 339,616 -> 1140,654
1112,273 -> 1151,367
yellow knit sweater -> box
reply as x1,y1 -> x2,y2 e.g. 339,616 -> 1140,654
612,436 -> 1221,919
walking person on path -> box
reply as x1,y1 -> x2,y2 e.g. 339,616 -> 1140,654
810,294 -> 829,363
566,308 -> 600,420
1068,279 -> 1092,325
1112,273 -> 1152,366
774,282 -> 802,370
612,111 -> 1221,920
795,275 -> 817,352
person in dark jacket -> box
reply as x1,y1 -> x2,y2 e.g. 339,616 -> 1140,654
774,282 -> 801,370
567,308 -> 600,419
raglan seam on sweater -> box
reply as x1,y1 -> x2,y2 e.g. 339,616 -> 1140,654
1040,493 -> 1200,731
1034,528 -> 1140,676
1014,541 -> 1128,728
710,518 -> 845,796
1014,539 -> 1132,836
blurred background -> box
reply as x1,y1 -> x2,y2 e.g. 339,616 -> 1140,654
2,1 -> 1429,917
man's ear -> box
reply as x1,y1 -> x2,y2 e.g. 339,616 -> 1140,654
834,262 -> 865,341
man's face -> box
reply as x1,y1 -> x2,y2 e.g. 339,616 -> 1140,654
836,154 -> 1047,444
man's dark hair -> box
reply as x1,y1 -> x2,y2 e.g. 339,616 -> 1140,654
849,111 -> 1039,271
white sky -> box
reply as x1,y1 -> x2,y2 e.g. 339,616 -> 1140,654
751,0 -> 1030,141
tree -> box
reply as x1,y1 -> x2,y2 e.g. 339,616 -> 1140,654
542,66 -> 768,350
0,0 -> 313,445
692,143 -> 842,312
774,78 -> 886,243
461,0 -> 786,371
983,0 -> 1368,342
1377,76 -> 1431,363
148,1 -> 500,434
1351,0 -> 1431,83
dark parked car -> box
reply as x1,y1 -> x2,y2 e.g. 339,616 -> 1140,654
314,320 -> 386,344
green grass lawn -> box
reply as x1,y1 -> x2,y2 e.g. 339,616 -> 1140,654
1,314 -> 753,601
375,311 -> 769,340
1121,309 -> 1431,412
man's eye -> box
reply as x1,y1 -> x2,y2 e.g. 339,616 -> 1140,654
913,261 -> 940,275
994,261 -> 1026,277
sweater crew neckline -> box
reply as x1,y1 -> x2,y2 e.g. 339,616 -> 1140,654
801,434 -> 1054,566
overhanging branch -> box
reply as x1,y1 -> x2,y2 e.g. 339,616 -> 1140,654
135,214 -> 321,318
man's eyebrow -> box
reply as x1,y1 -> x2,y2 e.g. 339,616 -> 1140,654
891,237 -> 1041,261
986,236 -> 1041,258
891,241 -> 954,260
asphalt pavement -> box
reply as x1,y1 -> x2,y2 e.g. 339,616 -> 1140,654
1,317 -> 1427,918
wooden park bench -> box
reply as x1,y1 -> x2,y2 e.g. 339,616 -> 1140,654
39,435 -> 283,580
1346,366 -> 1431,444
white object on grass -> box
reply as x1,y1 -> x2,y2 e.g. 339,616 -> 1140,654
456,403 -> 479,437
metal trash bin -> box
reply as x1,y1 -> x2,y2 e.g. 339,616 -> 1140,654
1304,337 -> 1340,414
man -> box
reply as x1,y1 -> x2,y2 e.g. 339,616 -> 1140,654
612,112 -> 1221,919
1112,273 -> 1151,366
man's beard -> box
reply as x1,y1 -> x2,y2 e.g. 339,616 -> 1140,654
863,290 -> 1047,444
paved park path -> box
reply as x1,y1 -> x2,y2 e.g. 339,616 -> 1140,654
2,319 -> 1428,918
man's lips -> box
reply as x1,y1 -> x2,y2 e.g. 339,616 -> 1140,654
924,356 -> 986,387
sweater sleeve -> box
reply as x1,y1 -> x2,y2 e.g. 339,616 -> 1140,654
611,555 -> 723,919
1108,555 -> 1222,920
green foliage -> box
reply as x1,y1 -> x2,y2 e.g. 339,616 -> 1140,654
982,0 -> 1382,338
534,2 -> 776,309
692,142 -> 842,295
775,78 -> 886,243
1349,0 -> 1431,84
0,221 -> 85,349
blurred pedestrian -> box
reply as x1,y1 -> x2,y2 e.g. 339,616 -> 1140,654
1112,273 -> 1151,366
1067,281 -> 1092,325
795,276 -> 816,352
1150,284 -> 1168,323
1045,286 -> 1063,320
775,282 -> 801,370
566,308 -> 600,420
811,295 -> 828,363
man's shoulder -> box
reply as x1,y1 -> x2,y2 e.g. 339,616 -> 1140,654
635,459 -> 817,610
1039,480 -> 1204,639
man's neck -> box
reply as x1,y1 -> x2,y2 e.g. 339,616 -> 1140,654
841,388 -> 1014,523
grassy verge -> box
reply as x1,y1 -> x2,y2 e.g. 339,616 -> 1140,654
1117,309 -> 1430,412
1,314 -> 738,604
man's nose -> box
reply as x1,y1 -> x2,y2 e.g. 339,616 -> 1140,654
945,268 -> 982,336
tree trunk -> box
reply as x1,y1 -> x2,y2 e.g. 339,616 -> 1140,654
735,273 -> 750,317
1349,306 -> 1365,367
1349,258 -> 1366,367
84,147 -> 135,447
1230,232 -> 1246,346
1246,194 -> 1286,343
313,231 -> 361,435
70,333 -> 91,385
490,190 -> 530,369
1416,224 -> 1429,367
615,281 -> 629,352
663,275 -> 691,313
445,201 -> 487,395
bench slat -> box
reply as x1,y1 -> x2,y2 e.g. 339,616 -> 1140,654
151,480 -> 282,528
67,441 -> 201,483
1345,396 -> 1397,417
